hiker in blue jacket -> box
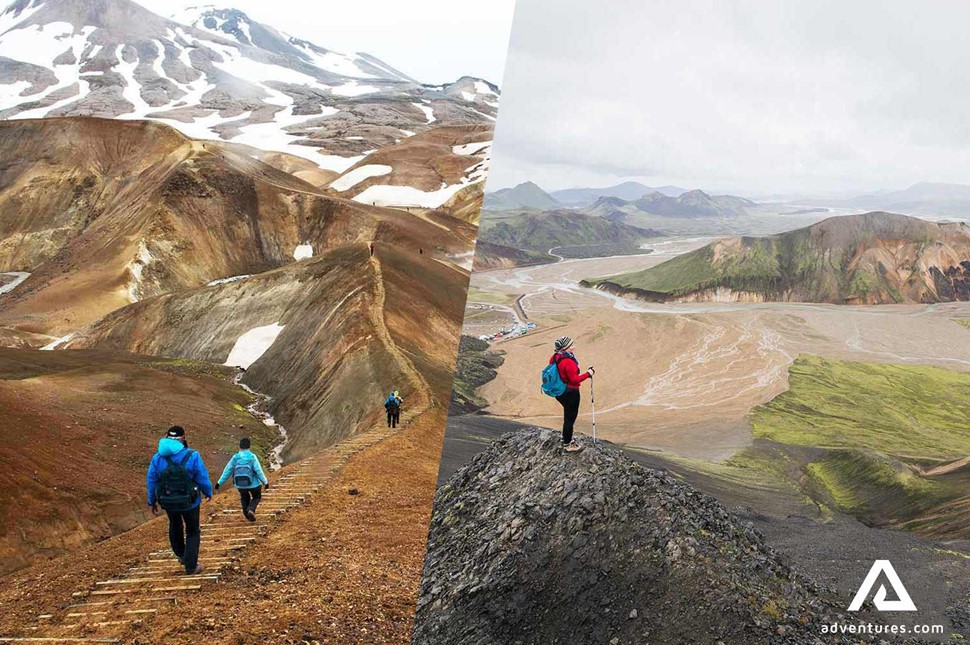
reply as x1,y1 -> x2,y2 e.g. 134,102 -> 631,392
385,390 -> 402,428
215,438 -> 270,522
147,426 -> 213,575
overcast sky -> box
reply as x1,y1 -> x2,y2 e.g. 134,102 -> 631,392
487,0 -> 970,197
137,0 -> 515,85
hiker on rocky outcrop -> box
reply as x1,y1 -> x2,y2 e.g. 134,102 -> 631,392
385,390 -> 402,428
147,426 -> 213,575
547,336 -> 594,452
215,438 -> 269,522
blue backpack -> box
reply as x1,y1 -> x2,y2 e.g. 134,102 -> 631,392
541,356 -> 568,397
233,454 -> 256,488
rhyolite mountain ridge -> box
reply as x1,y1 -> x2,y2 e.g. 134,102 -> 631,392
0,0 -> 493,574
586,212 -> 970,305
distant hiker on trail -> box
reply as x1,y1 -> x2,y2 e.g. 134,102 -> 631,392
370,242 -> 375,256
215,438 -> 269,522
147,426 -> 213,575
385,390 -> 403,428
542,336 -> 594,452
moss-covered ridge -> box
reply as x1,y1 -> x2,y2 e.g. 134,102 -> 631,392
748,355 -> 970,539
585,212 -> 970,304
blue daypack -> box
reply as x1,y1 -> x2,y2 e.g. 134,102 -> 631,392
233,454 -> 256,488
541,356 -> 568,397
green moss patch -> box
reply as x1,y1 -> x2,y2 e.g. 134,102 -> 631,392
752,355 -> 970,460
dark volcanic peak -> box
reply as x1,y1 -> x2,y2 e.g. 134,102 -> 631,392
633,188 -> 754,218
415,428 -> 864,645
591,195 -> 629,207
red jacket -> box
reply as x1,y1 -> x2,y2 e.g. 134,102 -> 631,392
550,351 -> 589,390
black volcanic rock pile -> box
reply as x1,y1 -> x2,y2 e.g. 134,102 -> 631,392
414,428 -> 878,645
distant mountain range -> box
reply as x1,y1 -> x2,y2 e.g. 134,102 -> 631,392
586,212 -> 970,305
550,181 -> 686,205
484,181 -> 755,217
799,182 -> 970,218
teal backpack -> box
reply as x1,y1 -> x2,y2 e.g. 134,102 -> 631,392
541,356 -> 568,397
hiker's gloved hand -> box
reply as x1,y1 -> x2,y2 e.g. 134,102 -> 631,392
587,366 -> 595,377
214,483 -> 220,491
264,483 -> 270,490
150,503 -> 159,516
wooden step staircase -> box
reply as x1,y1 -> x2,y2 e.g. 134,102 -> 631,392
0,424 -> 400,643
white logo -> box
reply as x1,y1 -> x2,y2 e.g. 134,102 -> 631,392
848,560 -> 917,612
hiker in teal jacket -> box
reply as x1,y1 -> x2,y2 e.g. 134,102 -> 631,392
215,438 -> 269,522
146,426 -> 212,575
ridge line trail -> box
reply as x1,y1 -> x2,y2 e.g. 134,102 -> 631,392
368,253 -> 435,410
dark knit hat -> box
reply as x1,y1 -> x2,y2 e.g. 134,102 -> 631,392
555,336 -> 573,351
166,426 -> 185,438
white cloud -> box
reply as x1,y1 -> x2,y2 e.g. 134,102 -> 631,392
485,0 -> 970,196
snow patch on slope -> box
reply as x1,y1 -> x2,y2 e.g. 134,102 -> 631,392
125,241 -> 153,302
207,274 -> 251,286
0,271 -> 30,296
293,244 -> 313,260
329,164 -> 392,191
224,323 -> 285,369
453,141 -> 492,156
412,102 -> 435,124
41,333 -> 74,351
352,183 -> 468,209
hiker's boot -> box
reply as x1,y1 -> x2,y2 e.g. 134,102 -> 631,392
187,565 -> 204,576
563,442 -> 583,453
246,510 -> 256,522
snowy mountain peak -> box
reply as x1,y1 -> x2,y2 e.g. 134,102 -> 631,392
170,5 -> 257,45
0,0 -> 499,178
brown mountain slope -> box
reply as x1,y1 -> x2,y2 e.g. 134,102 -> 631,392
0,348 -> 277,575
325,124 -> 492,198
66,243 -> 468,462
0,117 -> 470,336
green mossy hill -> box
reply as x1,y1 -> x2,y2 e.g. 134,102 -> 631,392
586,212 -> 970,304
480,210 -> 659,251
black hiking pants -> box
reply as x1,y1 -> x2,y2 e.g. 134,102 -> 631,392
387,409 -> 400,428
556,388 -> 581,444
239,485 -> 262,515
165,505 -> 201,572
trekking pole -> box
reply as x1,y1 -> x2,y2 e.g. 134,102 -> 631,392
589,368 -> 597,446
